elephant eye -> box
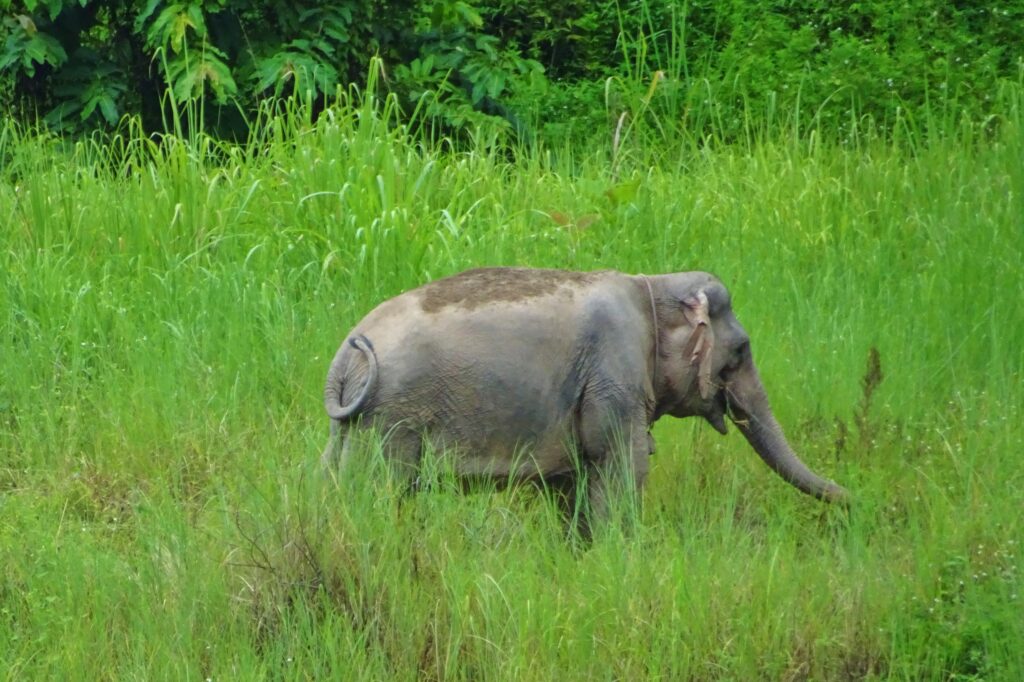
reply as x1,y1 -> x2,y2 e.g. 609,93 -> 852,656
726,341 -> 750,371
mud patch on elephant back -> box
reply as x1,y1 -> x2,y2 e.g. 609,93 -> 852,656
418,267 -> 601,313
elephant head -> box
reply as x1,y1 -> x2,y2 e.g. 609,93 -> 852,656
650,273 -> 848,504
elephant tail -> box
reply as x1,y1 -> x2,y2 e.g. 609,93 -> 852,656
324,334 -> 378,421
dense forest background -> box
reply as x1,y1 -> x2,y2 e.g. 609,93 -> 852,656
2,0 -> 1023,142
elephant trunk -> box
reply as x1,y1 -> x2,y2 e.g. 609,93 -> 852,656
726,365 -> 849,504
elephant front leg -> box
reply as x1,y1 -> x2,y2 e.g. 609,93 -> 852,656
577,396 -> 651,535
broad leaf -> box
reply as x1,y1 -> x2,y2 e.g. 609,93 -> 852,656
134,0 -> 163,32
165,44 -> 235,103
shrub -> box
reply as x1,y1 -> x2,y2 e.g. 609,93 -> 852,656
1,0 -> 1022,142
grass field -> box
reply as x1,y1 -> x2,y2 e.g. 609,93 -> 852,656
1,88 -> 1022,679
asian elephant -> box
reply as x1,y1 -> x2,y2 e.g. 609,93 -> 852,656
322,267 -> 848,521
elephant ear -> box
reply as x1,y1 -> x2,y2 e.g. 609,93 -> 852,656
681,290 -> 716,400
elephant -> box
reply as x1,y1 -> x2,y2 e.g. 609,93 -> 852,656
321,267 -> 848,524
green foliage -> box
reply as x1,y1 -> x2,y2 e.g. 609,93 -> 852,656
137,1 -> 237,104
0,12 -> 66,75
42,47 -> 125,127
607,0 -> 1024,142
506,0 -> 1024,145
0,0 -> 545,137
241,3 -> 375,99
4,1 -> 1024,141
483,0 -> 618,79
394,1 -> 543,135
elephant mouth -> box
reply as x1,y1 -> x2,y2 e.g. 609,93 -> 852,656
704,387 -> 729,434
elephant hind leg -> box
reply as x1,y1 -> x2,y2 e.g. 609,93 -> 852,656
381,426 -> 424,492
321,419 -> 347,473
322,422 -> 423,493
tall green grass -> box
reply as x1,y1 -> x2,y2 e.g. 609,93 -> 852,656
1,84 -> 1022,679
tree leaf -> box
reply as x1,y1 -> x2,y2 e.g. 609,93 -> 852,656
44,99 -> 82,129
134,0 -> 163,33
15,14 -> 36,34
80,91 -> 98,119
146,4 -> 183,49
170,11 -> 196,52
488,72 -> 505,99
98,94 -> 118,124
185,3 -> 206,39
43,0 -> 63,21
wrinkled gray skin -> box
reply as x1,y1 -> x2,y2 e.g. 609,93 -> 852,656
322,268 -> 848,520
